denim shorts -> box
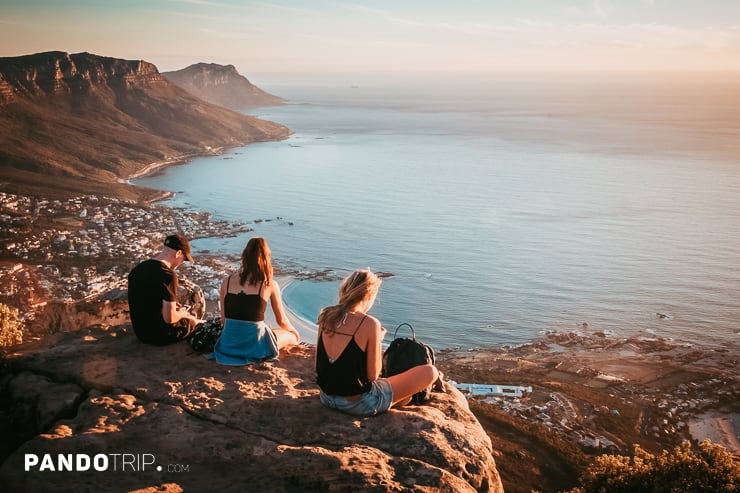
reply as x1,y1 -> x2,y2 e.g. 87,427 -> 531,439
319,379 -> 394,417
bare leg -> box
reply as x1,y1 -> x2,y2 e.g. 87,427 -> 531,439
273,328 -> 299,349
385,364 -> 438,407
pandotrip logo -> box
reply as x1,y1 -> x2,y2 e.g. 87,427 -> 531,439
24,453 -> 190,473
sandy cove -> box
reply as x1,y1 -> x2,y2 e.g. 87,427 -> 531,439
125,147 -> 225,181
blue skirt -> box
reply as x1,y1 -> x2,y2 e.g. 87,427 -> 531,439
207,319 -> 279,365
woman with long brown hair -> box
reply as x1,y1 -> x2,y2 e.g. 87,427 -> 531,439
210,237 -> 299,365
316,269 -> 438,416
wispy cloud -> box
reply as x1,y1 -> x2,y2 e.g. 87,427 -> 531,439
157,9 -> 246,24
572,22 -> 739,52
341,4 -> 447,30
249,1 -> 314,16
593,0 -> 614,20
196,27 -> 261,40
339,5 -> 740,55
165,0 -> 237,7
164,0 -> 311,14
0,18 -> 25,26
293,31 -> 431,50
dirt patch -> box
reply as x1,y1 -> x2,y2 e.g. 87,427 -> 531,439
437,331 -> 740,493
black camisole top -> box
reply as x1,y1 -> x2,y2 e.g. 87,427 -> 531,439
223,275 -> 267,322
316,316 -> 371,396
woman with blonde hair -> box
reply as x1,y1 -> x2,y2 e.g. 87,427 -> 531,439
316,269 -> 438,416
210,237 -> 300,365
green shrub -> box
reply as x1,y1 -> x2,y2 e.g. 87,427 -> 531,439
564,440 -> 739,493
0,303 -> 23,347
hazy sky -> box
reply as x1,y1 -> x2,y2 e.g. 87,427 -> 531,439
1,0 -> 739,74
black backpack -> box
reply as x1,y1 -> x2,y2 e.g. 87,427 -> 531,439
188,318 -> 223,353
382,323 -> 436,404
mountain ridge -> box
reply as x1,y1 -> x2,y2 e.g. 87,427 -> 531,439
0,51 -> 291,202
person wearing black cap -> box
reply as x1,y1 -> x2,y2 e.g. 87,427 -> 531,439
127,234 -> 204,345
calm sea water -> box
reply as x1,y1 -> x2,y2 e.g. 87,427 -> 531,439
136,73 -> 740,349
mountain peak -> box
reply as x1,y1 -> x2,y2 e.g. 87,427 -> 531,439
164,62 -> 283,110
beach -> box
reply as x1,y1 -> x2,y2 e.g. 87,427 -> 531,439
689,413 -> 740,454
125,147 -> 225,181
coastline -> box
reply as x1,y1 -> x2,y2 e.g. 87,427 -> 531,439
274,276 -> 319,343
125,147 -> 225,182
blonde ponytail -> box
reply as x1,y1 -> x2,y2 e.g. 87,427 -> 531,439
318,270 -> 381,334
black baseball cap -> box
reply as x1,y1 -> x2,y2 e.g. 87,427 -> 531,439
164,234 -> 194,263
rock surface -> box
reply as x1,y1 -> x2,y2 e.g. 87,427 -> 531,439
0,326 -> 503,492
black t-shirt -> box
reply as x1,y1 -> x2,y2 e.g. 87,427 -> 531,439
128,259 -> 191,345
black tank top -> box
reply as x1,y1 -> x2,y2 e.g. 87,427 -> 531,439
223,275 -> 267,322
316,316 -> 371,396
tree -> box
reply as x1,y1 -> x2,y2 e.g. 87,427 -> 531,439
0,303 -> 23,348
564,440 -> 739,493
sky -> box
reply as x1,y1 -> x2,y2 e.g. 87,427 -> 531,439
1,0 -> 739,75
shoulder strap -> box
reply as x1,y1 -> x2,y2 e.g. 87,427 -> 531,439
351,315 -> 368,336
330,314 -> 369,337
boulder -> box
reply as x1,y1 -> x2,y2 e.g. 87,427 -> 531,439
8,372 -> 85,432
0,326 -> 503,492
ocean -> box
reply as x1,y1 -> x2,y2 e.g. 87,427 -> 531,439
135,72 -> 740,350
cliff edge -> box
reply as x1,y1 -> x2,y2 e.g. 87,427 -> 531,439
0,320 -> 503,492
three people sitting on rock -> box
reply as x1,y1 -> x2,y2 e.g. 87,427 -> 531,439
127,236 -> 438,415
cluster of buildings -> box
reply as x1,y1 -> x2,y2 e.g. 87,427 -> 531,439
0,192 -> 250,262
0,191 -> 254,319
462,383 -> 621,451
456,365 -> 736,453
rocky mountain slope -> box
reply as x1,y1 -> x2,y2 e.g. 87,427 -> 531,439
0,52 -> 290,201
0,314 -> 504,492
164,63 -> 283,110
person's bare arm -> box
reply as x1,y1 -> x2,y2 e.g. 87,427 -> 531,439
219,277 -> 229,326
365,318 -> 385,381
162,300 -> 200,324
269,281 -> 300,341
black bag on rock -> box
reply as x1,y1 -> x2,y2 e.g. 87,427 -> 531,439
382,323 -> 436,405
188,318 -> 223,353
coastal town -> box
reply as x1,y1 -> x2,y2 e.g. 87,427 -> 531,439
1,189 -> 738,465
0,191 -> 257,318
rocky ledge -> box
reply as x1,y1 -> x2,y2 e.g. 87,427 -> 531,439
0,321 -> 503,492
